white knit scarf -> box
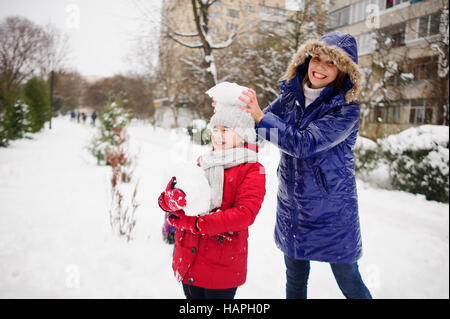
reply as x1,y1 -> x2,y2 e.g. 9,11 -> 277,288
199,147 -> 258,211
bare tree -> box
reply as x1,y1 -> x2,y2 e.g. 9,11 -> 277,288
0,16 -> 47,93
359,29 -> 415,134
164,0 -> 236,88
39,23 -> 71,75
0,16 -> 70,95
53,70 -> 87,111
287,0 -> 328,50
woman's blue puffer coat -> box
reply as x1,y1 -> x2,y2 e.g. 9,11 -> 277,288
257,32 -> 364,264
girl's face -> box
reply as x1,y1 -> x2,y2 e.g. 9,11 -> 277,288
211,125 -> 245,150
307,53 -> 339,89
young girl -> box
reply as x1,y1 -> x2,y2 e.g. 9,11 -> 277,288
239,31 -> 372,299
158,83 -> 266,299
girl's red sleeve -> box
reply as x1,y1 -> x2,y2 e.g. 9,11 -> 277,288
196,163 -> 266,235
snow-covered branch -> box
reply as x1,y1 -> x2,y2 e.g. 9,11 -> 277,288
210,31 -> 236,49
167,33 -> 203,49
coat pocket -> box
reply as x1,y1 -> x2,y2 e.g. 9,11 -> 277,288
313,166 -> 329,196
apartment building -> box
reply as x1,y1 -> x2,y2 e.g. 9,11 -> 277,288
156,0 -> 296,112
326,0 -> 448,137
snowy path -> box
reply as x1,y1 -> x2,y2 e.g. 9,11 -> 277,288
0,117 -> 448,298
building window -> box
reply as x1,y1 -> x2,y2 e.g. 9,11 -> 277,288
385,0 -> 408,9
208,27 -> 218,35
210,13 -> 220,21
356,32 -> 375,56
418,15 -> 429,38
328,6 -> 350,29
409,99 -> 433,124
245,5 -> 255,13
260,6 -> 287,17
420,12 -> 441,39
429,12 -> 441,35
226,22 -> 238,32
391,30 -> 405,47
350,0 -> 378,24
380,22 -> 405,48
227,9 -> 239,18
410,57 -> 436,82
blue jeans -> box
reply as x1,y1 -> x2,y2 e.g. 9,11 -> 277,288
284,254 -> 372,299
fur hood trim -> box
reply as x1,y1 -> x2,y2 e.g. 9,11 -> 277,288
281,39 -> 363,103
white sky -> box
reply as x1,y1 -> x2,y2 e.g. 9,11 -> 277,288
0,0 -> 162,77
0,0 -> 300,78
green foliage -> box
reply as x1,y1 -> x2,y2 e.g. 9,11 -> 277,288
88,101 -> 132,165
355,128 -> 449,204
388,147 -> 449,203
0,106 -> 8,147
23,77 -> 51,133
0,90 -> 32,146
8,99 -> 31,139
354,147 -> 380,175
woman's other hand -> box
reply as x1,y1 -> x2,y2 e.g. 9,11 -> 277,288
239,89 -> 264,124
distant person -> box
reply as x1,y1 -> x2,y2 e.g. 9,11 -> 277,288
70,111 -> 76,121
91,111 -> 98,126
81,112 -> 87,124
77,112 -> 80,123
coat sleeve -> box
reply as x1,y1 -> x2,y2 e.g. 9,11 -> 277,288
262,95 -> 282,117
257,103 -> 360,159
196,163 -> 266,236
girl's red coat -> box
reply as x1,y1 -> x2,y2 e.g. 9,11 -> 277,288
172,153 -> 266,289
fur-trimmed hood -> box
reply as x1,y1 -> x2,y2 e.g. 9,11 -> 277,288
282,32 -> 363,103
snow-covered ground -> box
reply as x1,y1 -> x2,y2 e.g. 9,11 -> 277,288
0,117 -> 448,298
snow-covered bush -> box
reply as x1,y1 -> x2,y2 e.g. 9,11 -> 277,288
0,107 -> 7,147
354,135 -> 392,188
380,125 -> 449,203
0,98 -> 31,146
10,99 -> 31,139
88,101 -> 132,165
87,101 -> 139,240
354,136 -> 379,173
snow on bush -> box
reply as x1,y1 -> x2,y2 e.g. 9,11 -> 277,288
383,126 -> 449,203
354,135 -> 391,188
356,125 -> 449,203
88,101 -> 132,165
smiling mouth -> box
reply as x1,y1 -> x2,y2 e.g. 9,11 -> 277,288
312,71 -> 328,80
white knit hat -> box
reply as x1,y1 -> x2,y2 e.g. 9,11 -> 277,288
206,82 -> 256,144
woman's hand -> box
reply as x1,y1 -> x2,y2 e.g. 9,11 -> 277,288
239,89 -> 264,124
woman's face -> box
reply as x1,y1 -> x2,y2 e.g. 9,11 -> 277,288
307,53 -> 339,89
211,125 -> 245,150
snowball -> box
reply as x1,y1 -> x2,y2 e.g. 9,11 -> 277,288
205,81 -> 249,110
163,162 -> 211,216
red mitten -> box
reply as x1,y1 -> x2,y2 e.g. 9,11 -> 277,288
158,177 -> 187,212
168,211 -> 200,234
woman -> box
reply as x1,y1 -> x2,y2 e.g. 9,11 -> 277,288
239,31 -> 372,299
